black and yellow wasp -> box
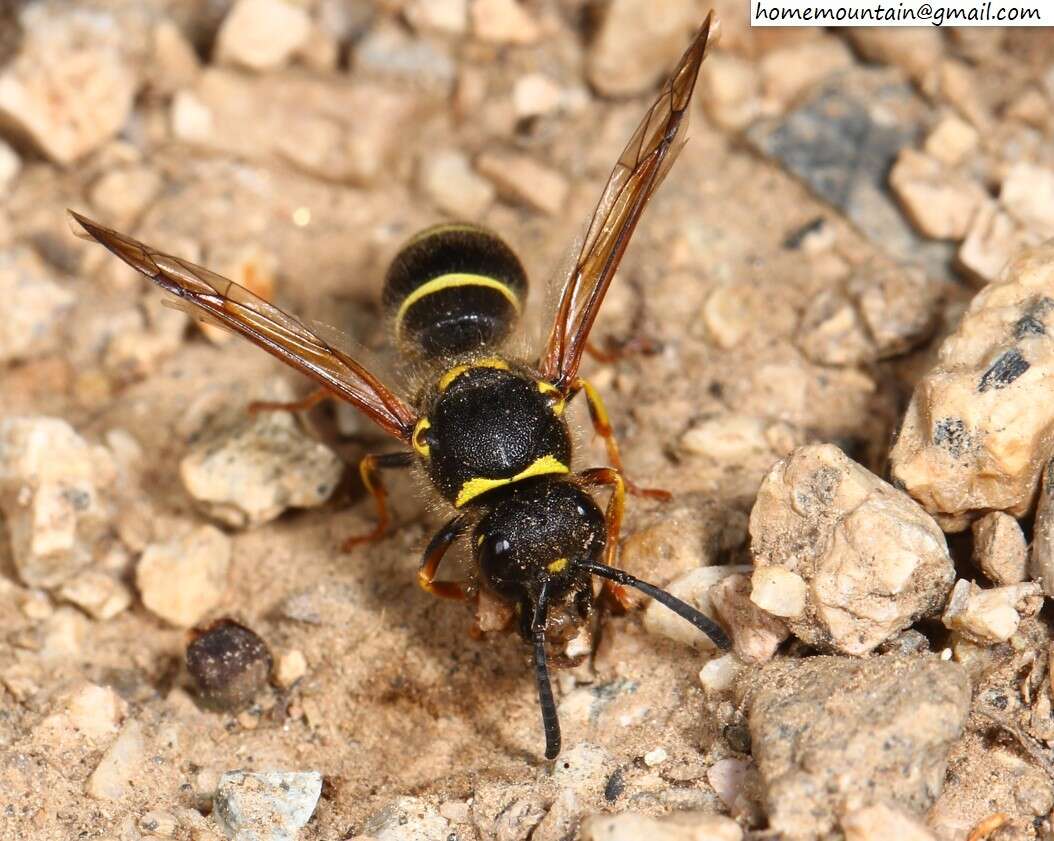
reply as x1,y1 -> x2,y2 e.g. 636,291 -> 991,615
70,15 -> 728,760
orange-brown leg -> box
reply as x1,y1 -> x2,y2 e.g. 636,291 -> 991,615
571,378 -> 670,501
578,466 -> 634,609
248,387 -> 332,415
341,451 -> 414,552
585,336 -> 661,364
418,515 -> 470,600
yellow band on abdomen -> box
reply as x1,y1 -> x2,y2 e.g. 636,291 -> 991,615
394,273 -> 521,340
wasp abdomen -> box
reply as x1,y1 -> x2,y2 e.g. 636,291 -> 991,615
384,224 -> 528,358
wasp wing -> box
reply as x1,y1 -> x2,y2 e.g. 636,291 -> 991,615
69,210 -> 418,442
538,14 -> 713,388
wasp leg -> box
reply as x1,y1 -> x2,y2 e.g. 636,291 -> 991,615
248,387 -> 333,415
578,466 -> 634,610
584,336 -> 660,364
342,451 -> 415,551
570,378 -> 670,501
418,514 -> 470,600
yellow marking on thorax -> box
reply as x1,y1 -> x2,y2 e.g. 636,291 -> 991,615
394,273 -> 521,341
437,357 -> 509,392
537,380 -> 566,416
412,418 -> 431,457
547,557 -> 568,573
455,454 -> 569,508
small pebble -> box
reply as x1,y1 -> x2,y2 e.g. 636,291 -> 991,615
86,720 -> 144,800
419,149 -> 495,219
0,9 -> 136,164
758,38 -> 852,107
136,526 -> 231,628
957,200 -> 1032,285
215,0 -> 311,71
941,579 -> 1042,644
889,148 -> 986,240
749,566 -> 806,619
405,0 -> 468,35
363,795 -> 450,841
138,811 -> 179,838
699,52 -> 762,131
841,803 -> 938,841
58,569 -> 133,620
1000,162 -> 1054,237
179,389 -> 343,529
0,415 -> 112,588
88,166 -> 163,227
581,812 -> 743,841
513,73 -> 562,120
274,649 -> 307,688
470,0 -> 541,45
214,770 -> 322,841
642,565 -> 749,649
699,653 -> 743,693
923,114 -> 979,167
186,618 -> 273,711
0,247 -> 75,365
972,511 -> 1028,585
707,757 -> 753,812
586,0 -> 701,96
643,747 -> 667,767
476,151 -> 568,216
710,574 -> 789,663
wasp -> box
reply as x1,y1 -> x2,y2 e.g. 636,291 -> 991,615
70,14 -> 728,760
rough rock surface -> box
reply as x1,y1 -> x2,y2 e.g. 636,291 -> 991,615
215,0 -> 311,72
214,770 -> 322,841
941,579 -> 1042,644
892,242 -> 1054,529
796,259 -> 938,366
0,7 -> 137,164
742,655 -> 971,840
0,246 -> 74,363
179,396 -> 343,530
972,510 -> 1028,585
580,811 -> 743,841
1029,457 -> 1054,596
136,525 -> 231,627
0,416 -> 114,588
749,444 -> 954,654
586,0 -> 703,97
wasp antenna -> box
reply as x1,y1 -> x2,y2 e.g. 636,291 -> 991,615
531,579 -> 561,760
579,561 -> 732,651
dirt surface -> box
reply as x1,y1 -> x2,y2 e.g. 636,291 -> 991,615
1,2 -> 1054,840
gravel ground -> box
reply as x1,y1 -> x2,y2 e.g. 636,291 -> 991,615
1,2 -> 1053,840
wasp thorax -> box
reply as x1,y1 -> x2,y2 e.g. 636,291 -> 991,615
424,363 -> 572,507
474,480 -> 606,604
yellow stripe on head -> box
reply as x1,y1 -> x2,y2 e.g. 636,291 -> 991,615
547,557 -> 568,573
395,273 -> 521,343
455,454 -> 569,508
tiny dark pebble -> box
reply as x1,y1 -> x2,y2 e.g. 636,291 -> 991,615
603,768 -> 625,802
186,617 -> 273,711
723,722 -> 752,754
